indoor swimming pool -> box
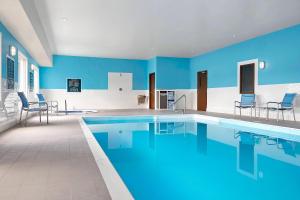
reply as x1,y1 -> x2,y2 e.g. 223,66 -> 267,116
83,115 -> 300,200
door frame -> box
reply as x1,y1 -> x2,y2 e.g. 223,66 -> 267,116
197,70 -> 208,111
237,59 -> 258,94
149,73 -> 155,109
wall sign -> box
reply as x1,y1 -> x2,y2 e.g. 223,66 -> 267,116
67,79 -> 81,92
6,56 -> 15,89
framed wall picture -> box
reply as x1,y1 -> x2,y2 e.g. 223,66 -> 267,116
67,78 -> 82,92
29,71 -> 34,92
6,56 -> 15,89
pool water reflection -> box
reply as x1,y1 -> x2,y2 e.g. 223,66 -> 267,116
88,120 -> 300,200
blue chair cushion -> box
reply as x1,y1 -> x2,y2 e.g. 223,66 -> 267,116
17,92 -> 29,108
281,93 -> 297,108
240,94 -> 255,107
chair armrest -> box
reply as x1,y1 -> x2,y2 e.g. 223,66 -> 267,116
267,101 -> 281,109
47,100 -> 59,106
39,102 -> 48,109
28,101 -> 39,105
234,101 -> 240,106
267,101 -> 281,104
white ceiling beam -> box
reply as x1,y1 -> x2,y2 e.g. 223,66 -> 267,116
0,0 -> 52,66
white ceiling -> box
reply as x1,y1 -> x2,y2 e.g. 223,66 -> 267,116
0,0 -> 52,66
31,0 -> 300,59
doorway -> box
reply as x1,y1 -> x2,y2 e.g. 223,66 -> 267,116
149,73 -> 155,109
197,71 -> 207,111
239,63 -> 255,94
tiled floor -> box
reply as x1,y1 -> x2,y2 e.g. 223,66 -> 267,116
0,115 -> 110,200
0,109 -> 299,200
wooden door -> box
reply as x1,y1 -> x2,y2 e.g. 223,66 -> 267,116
197,71 -> 207,111
240,63 -> 255,94
149,73 -> 155,109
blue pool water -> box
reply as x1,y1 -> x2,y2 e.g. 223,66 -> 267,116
84,116 -> 300,200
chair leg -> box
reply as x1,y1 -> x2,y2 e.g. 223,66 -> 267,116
251,107 -> 253,118
47,109 -> 49,124
277,109 -> 279,122
267,109 -> 269,120
39,111 -> 42,123
19,109 -> 23,123
281,110 -> 284,121
239,108 -> 241,116
25,111 -> 29,126
292,108 -> 296,121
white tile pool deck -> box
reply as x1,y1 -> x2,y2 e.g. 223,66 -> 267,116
0,109 -> 300,200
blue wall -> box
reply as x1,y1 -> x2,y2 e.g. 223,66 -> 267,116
0,22 -> 38,82
39,24 -> 300,91
156,57 -> 190,90
190,24 -> 300,89
147,57 -> 156,75
39,55 -> 148,90
40,56 -> 190,91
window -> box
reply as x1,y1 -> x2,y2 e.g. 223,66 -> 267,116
31,64 -> 39,94
240,63 -> 255,94
18,52 -> 28,95
0,32 -> 2,100
6,57 -> 15,89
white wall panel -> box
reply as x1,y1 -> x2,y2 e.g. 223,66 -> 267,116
189,83 -> 300,120
40,89 -> 148,110
108,72 -> 132,92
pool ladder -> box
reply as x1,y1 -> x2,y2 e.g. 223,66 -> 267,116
173,94 -> 187,114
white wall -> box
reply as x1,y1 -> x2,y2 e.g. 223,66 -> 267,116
40,72 -> 148,110
189,83 -> 300,120
40,89 -> 148,110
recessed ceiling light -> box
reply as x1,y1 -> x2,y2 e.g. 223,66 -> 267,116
61,17 -> 68,22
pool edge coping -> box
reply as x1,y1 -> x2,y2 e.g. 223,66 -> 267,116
79,118 -> 134,200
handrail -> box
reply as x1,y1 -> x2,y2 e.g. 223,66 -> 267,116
173,94 -> 186,114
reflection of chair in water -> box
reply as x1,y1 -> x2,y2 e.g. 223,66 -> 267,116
266,137 -> 299,157
234,131 -> 264,145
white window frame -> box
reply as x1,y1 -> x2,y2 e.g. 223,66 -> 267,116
31,64 -> 39,94
18,51 -> 28,96
237,59 -> 258,94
